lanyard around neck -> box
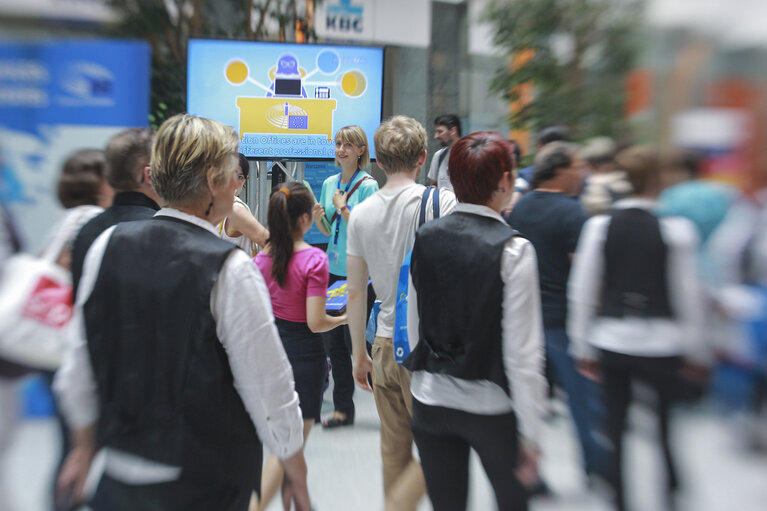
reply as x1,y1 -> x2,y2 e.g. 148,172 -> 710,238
333,168 -> 360,244
337,168 -> 360,194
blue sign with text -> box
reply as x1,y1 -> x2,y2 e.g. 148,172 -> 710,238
0,40 -> 150,136
0,39 -> 150,251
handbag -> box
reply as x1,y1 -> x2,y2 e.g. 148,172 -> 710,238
0,235 -> 73,372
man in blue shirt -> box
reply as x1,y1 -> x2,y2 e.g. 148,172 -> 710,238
509,142 -> 606,482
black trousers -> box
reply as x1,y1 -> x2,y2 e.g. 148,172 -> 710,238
42,370 -> 71,508
323,273 -> 376,416
599,349 -> 683,511
90,473 -> 252,511
324,273 -> 356,416
410,398 -> 529,511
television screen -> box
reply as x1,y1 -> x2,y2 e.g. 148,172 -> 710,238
187,39 -> 384,161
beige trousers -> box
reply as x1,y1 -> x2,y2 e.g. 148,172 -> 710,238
371,337 -> 426,511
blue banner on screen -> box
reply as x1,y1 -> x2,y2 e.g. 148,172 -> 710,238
187,39 -> 384,161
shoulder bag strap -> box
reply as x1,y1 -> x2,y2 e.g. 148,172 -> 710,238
437,148 -> 448,169
418,187 -> 432,228
417,187 -> 441,230
329,176 -> 374,224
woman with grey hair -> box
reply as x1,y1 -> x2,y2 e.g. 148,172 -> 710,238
55,114 -> 310,511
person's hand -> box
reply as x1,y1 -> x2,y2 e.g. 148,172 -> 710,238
678,362 -> 711,386
576,358 -> 601,382
514,444 -> 540,489
56,444 -> 95,507
311,203 -> 325,223
56,247 -> 72,271
332,189 -> 347,210
353,354 -> 373,392
281,451 -> 311,511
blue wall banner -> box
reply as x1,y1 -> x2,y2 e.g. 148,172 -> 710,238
0,39 -> 150,251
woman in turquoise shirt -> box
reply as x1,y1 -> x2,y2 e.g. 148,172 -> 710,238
312,125 -> 379,427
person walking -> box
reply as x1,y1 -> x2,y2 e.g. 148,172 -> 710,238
508,142 -> 606,482
71,128 -> 159,296
568,146 -> 705,511
346,115 -> 457,511
405,132 -> 547,511
54,114 -> 310,511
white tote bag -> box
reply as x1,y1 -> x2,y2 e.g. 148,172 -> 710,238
0,253 -> 72,370
0,206 -> 97,371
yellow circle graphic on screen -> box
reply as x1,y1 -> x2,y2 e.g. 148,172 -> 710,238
226,60 -> 249,84
341,71 -> 366,97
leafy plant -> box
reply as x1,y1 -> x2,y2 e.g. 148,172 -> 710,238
483,0 -> 643,141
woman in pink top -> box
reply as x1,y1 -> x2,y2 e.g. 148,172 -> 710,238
254,181 -> 347,511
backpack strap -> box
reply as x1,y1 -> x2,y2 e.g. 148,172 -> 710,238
437,147 -> 449,169
418,187 -> 441,229
418,187 -> 431,228
329,176 -> 374,224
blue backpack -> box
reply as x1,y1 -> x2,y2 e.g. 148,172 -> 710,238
392,187 -> 440,363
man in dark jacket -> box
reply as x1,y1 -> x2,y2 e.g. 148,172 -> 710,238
71,128 -> 160,297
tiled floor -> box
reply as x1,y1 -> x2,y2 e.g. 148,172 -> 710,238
5,381 -> 767,511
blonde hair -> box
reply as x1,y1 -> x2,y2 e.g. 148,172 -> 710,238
150,114 -> 239,207
373,115 -> 427,173
334,125 -> 370,169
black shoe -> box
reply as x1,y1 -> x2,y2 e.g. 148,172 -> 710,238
529,479 -> 552,498
322,412 -> 354,428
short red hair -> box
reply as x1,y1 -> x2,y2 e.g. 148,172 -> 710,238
449,132 -> 514,204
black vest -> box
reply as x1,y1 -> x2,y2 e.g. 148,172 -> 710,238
599,208 -> 674,318
84,216 -> 261,485
403,212 -> 515,393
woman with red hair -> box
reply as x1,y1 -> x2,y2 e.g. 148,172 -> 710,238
404,132 -> 547,511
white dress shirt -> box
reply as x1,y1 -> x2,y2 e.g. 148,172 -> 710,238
407,203 -> 547,448
54,208 -> 303,484
567,198 -> 707,363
